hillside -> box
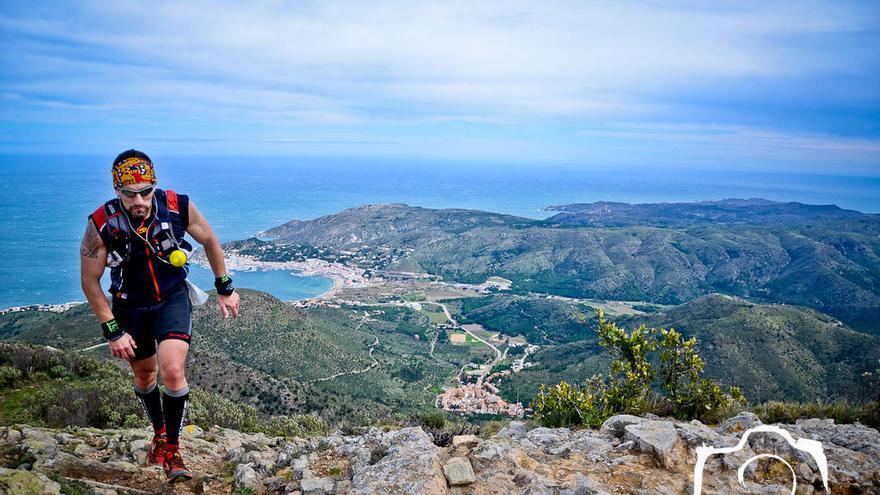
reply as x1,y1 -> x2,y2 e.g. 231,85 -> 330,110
477,294 -> 880,406
263,203 -> 536,246
5,287 -> 875,424
253,201 -> 880,333
544,198 -> 877,229
0,290 -> 467,425
632,294 -> 880,403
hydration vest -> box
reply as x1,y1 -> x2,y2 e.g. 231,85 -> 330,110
89,189 -> 192,303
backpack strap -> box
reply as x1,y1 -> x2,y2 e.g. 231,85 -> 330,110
165,189 -> 180,214
90,205 -> 107,231
89,200 -> 127,247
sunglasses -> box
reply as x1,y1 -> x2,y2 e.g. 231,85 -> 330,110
118,186 -> 155,198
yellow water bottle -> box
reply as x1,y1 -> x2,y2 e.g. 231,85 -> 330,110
169,249 -> 187,267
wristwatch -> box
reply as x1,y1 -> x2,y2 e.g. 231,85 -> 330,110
102,319 -> 125,341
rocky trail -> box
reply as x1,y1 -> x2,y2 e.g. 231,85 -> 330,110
2,412 -> 879,494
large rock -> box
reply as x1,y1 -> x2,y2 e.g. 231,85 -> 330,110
45,452 -> 139,483
624,420 -> 687,469
351,427 -> 448,495
451,435 -> 481,449
0,468 -> 61,495
674,420 -> 724,452
233,463 -> 259,491
600,414 -> 645,437
301,476 -> 335,494
719,411 -> 762,434
443,457 -> 476,486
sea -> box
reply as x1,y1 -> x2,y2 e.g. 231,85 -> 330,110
1,153 -> 878,309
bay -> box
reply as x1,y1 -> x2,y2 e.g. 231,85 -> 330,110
1,153 -> 878,309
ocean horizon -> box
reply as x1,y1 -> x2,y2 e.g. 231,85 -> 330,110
2,152 -> 878,309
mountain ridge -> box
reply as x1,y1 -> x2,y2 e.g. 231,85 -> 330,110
254,200 -> 880,333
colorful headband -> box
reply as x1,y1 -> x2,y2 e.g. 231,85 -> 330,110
112,157 -> 157,189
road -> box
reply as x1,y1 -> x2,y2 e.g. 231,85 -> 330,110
312,314 -> 381,383
425,301 -> 502,386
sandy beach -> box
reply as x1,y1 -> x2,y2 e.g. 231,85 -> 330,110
193,250 -> 370,299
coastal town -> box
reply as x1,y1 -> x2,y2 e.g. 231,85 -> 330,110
208,245 -> 537,418
436,383 -> 526,417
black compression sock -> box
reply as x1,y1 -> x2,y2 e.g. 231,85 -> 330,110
162,386 -> 190,445
134,382 -> 165,433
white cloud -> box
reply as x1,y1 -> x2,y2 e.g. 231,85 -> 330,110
2,0 -> 876,122
0,0 -> 877,172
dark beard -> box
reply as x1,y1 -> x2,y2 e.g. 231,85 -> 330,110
126,206 -> 151,220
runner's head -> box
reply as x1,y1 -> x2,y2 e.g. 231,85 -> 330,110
112,150 -> 157,219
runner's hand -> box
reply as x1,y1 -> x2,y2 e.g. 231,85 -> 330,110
108,333 -> 137,361
218,291 -> 240,318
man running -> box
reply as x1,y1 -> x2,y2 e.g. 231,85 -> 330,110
80,150 -> 240,482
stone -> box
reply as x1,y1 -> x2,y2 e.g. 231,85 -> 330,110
600,414 -> 645,437
54,432 -> 75,444
181,424 -> 203,437
527,427 -> 572,451
242,450 -> 264,465
674,420 -> 723,450
616,440 -> 635,451
718,412 -> 762,435
233,464 -> 260,491
451,434 -> 481,449
47,453 -> 138,483
2,415 -> 879,495
0,467 -> 62,495
128,439 -> 150,465
264,475 -> 287,492
224,446 -> 246,462
291,454 -> 310,471
494,421 -> 530,439
5,429 -> 22,443
624,420 -> 687,469
351,427 -> 448,495
443,456 -> 476,486
560,473 -> 612,495
256,457 -> 277,476
300,476 -> 335,495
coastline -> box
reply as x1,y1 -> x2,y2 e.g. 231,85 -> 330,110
0,301 -> 84,315
1,251 -> 366,312
316,274 -> 345,299
196,250 -> 370,300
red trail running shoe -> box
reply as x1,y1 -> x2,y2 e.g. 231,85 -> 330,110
163,445 -> 192,483
148,431 -> 167,466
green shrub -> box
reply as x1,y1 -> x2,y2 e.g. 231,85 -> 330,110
596,313 -> 656,414
189,391 -> 327,437
532,379 -> 606,428
754,400 -> 879,428
47,364 -> 68,378
657,328 -> 745,422
415,411 -> 446,429
18,373 -> 144,428
255,414 -> 327,438
189,390 -> 260,432
0,365 -> 22,388
532,309 -> 746,427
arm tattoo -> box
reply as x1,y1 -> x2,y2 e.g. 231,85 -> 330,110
80,221 -> 102,258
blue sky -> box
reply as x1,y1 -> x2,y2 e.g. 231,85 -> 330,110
1,1 -> 878,174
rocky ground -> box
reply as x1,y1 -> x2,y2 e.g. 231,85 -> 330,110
2,413 -> 879,494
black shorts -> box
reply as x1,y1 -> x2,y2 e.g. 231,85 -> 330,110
112,282 -> 193,361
